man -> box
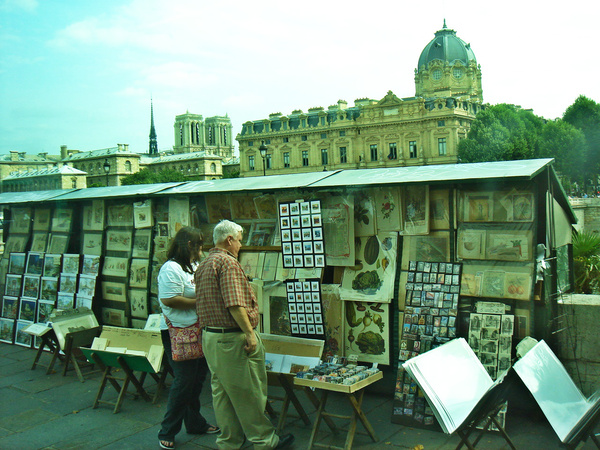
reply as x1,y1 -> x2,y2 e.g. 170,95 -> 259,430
195,220 -> 294,450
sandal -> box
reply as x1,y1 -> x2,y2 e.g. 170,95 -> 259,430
205,425 -> 220,434
159,439 -> 175,449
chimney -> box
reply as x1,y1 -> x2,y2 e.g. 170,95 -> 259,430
117,143 -> 123,151
10,151 -> 18,161
123,144 -> 129,151
337,100 -> 348,110
38,152 -> 48,159
60,145 -> 68,159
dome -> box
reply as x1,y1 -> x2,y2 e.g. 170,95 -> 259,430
417,22 -> 476,70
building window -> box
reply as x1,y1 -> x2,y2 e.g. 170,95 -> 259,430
339,130 -> 345,137
248,141 -> 254,146
320,117 -> 326,126
283,152 -> 290,168
321,132 -> 327,139
301,119 -> 306,127
321,149 -> 328,165
438,120 -> 445,127
409,141 -> 418,159
370,144 -> 378,162
438,138 -> 447,156
125,160 -> 132,172
388,143 -> 397,160
283,137 -> 289,143
249,155 -> 255,171
211,162 -> 216,173
301,135 -> 307,141
265,154 -> 272,169
302,150 -> 309,166
264,139 -> 271,144
339,147 -> 347,164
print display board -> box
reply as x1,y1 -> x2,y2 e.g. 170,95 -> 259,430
279,200 -> 324,269
285,278 -> 325,339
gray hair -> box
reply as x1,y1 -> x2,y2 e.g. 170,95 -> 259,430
213,219 -> 243,244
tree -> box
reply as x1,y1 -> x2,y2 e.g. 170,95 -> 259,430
538,119 -> 587,186
120,168 -> 188,185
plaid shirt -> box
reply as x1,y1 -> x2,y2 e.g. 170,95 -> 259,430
195,247 -> 258,329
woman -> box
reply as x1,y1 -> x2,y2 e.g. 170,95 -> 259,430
158,227 -> 219,450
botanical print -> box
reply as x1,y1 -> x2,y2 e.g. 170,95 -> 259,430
403,184 -> 429,235
107,203 -> 134,227
205,195 -> 232,223
51,208 -> 73,233
340,233 -> 397,303
81,232 -> 103,256
343,301 -> 389,365
375,187 -> 402,232
40,277 -> 58,302
485,230 -> 532,262
322,195 -> 355,266
81,255 -> 101,276
504,271 -> 532,301
457,229 -> 486,260
43,254 -> 62,277
129,289 -> 148,319
230,194 -> 259,220
30,233 -> 48,253
132,229 -> 152,258
133,199 -> 152,228
465,193 -> 493,222
430,189 -> 450,230
102,281 -> 127,302
8,253 -> 26,275
22,274 -> 41,299
354,192 -> 377,237
169,197 -> 189,237
129,259 -> 149,288
512,193 -> 534,222
481,270 -> 506,298
102,257 -> 129,277
33,207 -> 51,231
62,254 -> 80,275
106,229 -> 133,252
253,194 -> 278,219
48,234 -> 69,254
9,207 -> 32,234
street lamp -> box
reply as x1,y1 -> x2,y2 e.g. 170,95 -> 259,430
259,141 -> 268,177
103,159 -> 110,186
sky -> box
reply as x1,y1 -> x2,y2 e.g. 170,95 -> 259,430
0,0 -> 598,157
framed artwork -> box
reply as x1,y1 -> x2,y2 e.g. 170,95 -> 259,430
81,232 -> 103,256
107,203 -> 134,227
5,274 -> 22,297
76,294 -> 93,309
106,229 -> 133,252
430,189 -> 451,230
2,296 -> 19,319
129,289 -> 148,319
62,254 -> 80,275
403,185 -> 429,235
239,252 -> 260,280
0,317 -> 15,343
9,207 -> 32,234
246,221 -> 277,247
204,195 -> 231,223
485,229 -> 533,262
4,234 -> 29,254
19,298 -> 36,322
230,194 -> 259,220
51,208 -> 73,233
30,232 -> 48,252
81,255 -> 101,276
15,320 -> 33,347
102,257 -> 129,277
133,200 -> 153,228
102,281 -> 127,302
343,301 -> 389,365
401,232 -> 451,270
354,193 -> 377,237
169,197 -> 190,238
457,229 -> 486,260
48,234 -> 69,254
40,277 -> 59,302
82,200 -> 105,231
262,284 -> 290,336
57,292 -> 75,309
59,273 -> 78,294
374,187 -> 402,232
511,193 -> 534,222
8,253 -> 26,275
129,259 -> 149,288
132,229 -> 152,258
261,253 -> 279,282
102,307 -> 127,326
43,254 -> 62,277
22,274 -> 41,299
158,222 -> 169,237
465,193 -> 493,222
253,194 -> 278,219
320,285 -> 343,358
33,207 -> 51,231
37,300 -> 55,323
77,274 -> 96,297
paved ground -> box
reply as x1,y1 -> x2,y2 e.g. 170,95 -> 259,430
0,343 -> 597,449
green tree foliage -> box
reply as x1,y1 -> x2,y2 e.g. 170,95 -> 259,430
538,120 -> 587,185
572,231 -> 600,294
120,168 -> 188,185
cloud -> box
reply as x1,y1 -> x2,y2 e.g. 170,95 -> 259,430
0,0 -> 38,12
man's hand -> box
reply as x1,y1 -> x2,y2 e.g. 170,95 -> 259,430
244,330 -> 257,353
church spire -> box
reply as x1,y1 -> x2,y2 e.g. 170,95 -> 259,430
149,98 -> 158,155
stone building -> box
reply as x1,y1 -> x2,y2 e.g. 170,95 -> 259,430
237,22 -> 483,177
173,112 -> 235,159
1,165 -> 87,192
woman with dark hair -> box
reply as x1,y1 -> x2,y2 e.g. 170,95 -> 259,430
158,227 -> 219,450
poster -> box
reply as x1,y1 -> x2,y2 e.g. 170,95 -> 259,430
343,301 -> 389,365
403,185 -> 429,235
321,195 -> 355,266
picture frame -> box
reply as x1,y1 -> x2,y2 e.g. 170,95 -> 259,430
30,232 -> 48,252
465,193 -> 493,222
129,289 -> 148,319
76,294 -> 93,310
15,320 -> 33,348
403,184 -> 430,235
25,252 -> 45,275
9,207 -> 32,234
107,203 -> 134,227
2,296 -> 19,319
22,274 -> 41,299
8,253 -> 26,275
33,207 -> 51,231
102,307 -> 127,327
0,317 -> 15,343
129,259 -> 149,288
37,300 -> 55,323
102,257 -> 129,277
77,274 -> 96,297
511,193 -> 534,222
82,199 -> 105,231
19,298 -> 36,322
246,221 -> 277,247
4,234 -> 29,254
102,281 -> 127,302
132,229 -> 152,258
230,194 -> 259,220
51,207 -> 73,233
43,254 -> 62,277
5,274 -> 22,297
48,233 -> 69,254
106,229 -> 133,252
81,232 -> 103,256
59,273 -> 78,294
81,255 -> 101,276
430,189 -> 451,230
253,194 -> 278,220
40,277 -> 59,302
133,199 -> 153,228
62,254 -> 80,275
205,195 -> 232,223
57,292 -> 75,309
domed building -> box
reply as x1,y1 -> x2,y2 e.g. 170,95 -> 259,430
236,22 -> 483,177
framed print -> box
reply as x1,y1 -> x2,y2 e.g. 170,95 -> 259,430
82,199 -> 105,231
2,296 -> 19,319
62,254 -> 80,275
8,253 -> 26,275
107,203 -> 134,227
457,229 -> 486,260
158,222 -> 169,237
511,193 -> 534,222
22,275 -> 40,299
81,232 -> 103,256
59,273 -> 77,294
343,301 -> 390,365
51,208 -> 73,233
239,252 -> 260,280
261,253 -> 279,282
19,298 -> 36,322
9,207 -> 32,234
15,320 -> 33,347
33,207 -> 51,231
102,281 -> 127,302
132,229 -> 152,258
322,195 -> 355,266
129,289 -> 148,319
25,252 -> 44,275
77,274 -> 96,297
5,274 -> 22,297
246,221 -> 277,247
401,232 -> 451,270
106,229 -> 133,252
169,197 -> 190,238
76,294 -> 93,310
134,200 -> 153,228
48,234 -> 69,254
37,300 -> 55,323
102,307 -> 127,326
430,189 -> 451,230
43,254 -> 62,277
30,232 -> 48,252
0,317 -> 15,344
403,184 -> 429,235
102,257 -> 129,277
4,234 -> 29,254
253,194 -> 278,220
375,187 -> 402,232
81,255 -> 101,276
465,193 -> 493,222
485,229 -> 533,262
57,292 -> 75,309
40,277 -> 59,302
129,259 -> 149,288
205,195 -> 232,223
230,195 -> 259,220
354,193 -> 376,236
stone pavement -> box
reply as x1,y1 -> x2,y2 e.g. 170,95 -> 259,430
0,343 -> 597,449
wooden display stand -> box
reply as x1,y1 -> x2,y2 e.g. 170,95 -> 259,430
24,324 -> 64,373
295,371 -> 382,450
262,333 -> 336,434
80,326 -> 164,413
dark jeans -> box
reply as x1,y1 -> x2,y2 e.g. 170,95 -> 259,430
159,330 -> 210,441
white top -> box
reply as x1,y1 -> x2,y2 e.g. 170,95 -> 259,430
158,260 -> 198,330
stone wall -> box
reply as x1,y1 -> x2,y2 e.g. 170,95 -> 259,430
570,197 -> 600,234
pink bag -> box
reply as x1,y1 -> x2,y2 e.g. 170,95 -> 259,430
165,317 -> 203,361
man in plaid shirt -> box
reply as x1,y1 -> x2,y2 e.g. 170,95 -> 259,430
195,220 -> 294,450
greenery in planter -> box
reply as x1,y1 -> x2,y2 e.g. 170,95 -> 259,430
573,231 -> 600,294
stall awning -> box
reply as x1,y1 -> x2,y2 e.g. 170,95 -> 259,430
53,182 -> 185,200
0,189 -> 77,205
